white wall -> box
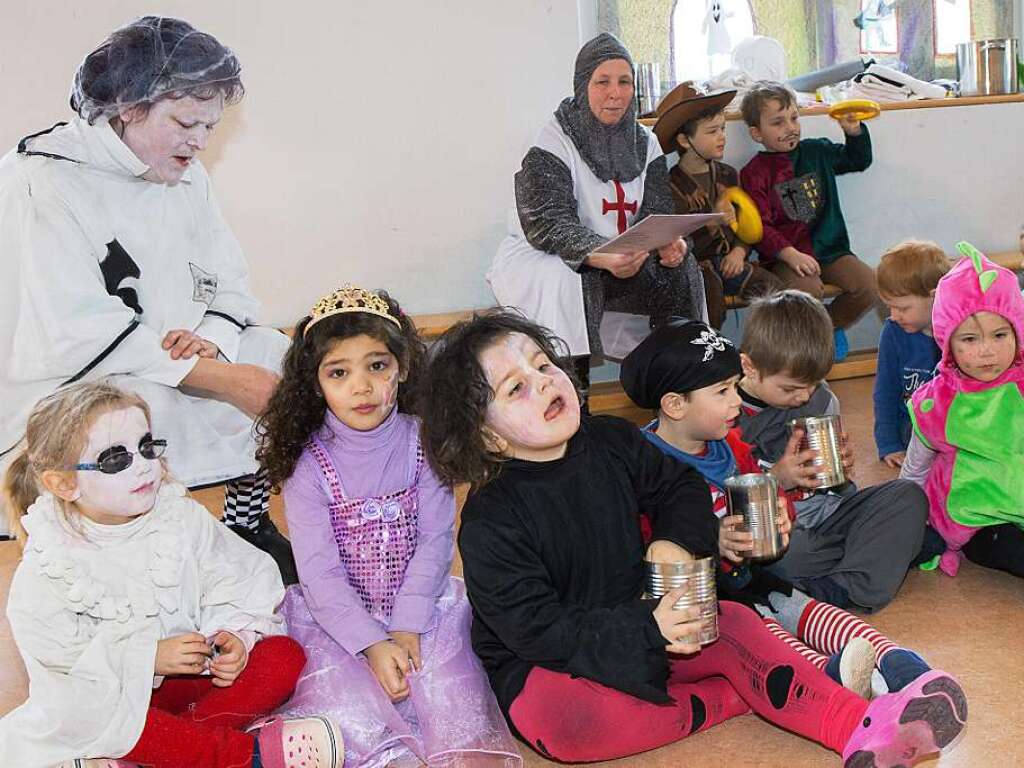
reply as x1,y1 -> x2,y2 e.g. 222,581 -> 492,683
0,1 -> 582,325
2,5 -> 1022,341
577,0 -> 601,42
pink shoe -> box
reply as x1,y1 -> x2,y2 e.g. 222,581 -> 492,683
256,715 -> 344,768
939,550 -> 962,577
57,761 -> 136,767
841,670 -> 967,767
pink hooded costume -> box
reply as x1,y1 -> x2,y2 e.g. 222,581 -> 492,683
907,243 -> 1024,576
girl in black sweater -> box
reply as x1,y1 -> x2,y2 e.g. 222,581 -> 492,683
420,311 -> 966,767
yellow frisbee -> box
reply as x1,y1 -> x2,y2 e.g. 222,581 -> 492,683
827,99 -> 881,121
722,187 -> 763,245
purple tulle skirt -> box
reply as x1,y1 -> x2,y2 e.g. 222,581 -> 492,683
276,578 -> 522,768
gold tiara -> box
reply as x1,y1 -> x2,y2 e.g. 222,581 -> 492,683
305,284 -> 400,335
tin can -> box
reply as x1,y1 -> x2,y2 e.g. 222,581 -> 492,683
789,414 -> 846,488
636,62 -> 660,116
725,473 -> 784,560
645,557 -> 718,645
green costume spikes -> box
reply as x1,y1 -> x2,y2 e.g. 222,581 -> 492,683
954,241 -> 998,293
956,241 -> 983,272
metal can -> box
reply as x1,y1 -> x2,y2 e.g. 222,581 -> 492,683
725,473 -> 784,560
645,557 -> 718,645
789,414 -> 846,488
635,62 -> 660,116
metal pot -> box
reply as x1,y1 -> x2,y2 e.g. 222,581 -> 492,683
635,62 -> 660,117
957,38 -> 1019,96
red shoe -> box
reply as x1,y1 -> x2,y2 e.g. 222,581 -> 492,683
841,670 -> 967,767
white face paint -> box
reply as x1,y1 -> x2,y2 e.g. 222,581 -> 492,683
480,332 -> 581,462
74,407 -> 162,524
119,95 -> 225,185
317,334 -> 405,431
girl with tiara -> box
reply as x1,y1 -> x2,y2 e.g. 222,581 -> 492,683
257,285 -> 520,768
0,381 -> 342,768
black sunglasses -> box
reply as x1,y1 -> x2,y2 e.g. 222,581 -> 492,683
75,434 -> 167,475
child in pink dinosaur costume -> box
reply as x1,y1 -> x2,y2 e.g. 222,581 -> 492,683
901,242 -> 1024,577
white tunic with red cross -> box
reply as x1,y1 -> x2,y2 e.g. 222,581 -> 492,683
489,116 -> 662,356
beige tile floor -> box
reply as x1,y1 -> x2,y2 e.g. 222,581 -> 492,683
1,377 -> 1021,766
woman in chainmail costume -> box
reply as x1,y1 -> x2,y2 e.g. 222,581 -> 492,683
489,33 -> 707,395
0,17 -> 296,582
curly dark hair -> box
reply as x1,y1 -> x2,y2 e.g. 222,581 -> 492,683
420,310 -> 578,491
256,290 -> 425,492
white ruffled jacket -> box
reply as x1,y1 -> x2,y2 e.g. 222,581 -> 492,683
0,482 -> 286,767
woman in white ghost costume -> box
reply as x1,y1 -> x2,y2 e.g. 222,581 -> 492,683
0,17 -> 295,581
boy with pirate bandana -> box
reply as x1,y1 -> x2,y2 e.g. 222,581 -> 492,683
739,82 -> 878,362
653,84 -> 783,328
621,319 -> 941,699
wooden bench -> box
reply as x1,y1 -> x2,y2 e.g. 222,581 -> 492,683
413,250 -> 1024,340
725,282 -> 841,310
410,287 -> 845,341
408,249 -> 1023,415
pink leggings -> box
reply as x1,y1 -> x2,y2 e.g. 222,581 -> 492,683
508,602 -> 868,763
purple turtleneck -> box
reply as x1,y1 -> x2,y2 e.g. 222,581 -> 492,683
282,407 -> 455,656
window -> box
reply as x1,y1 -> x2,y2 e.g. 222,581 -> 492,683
601,0 -> 1012,84
934,0 -> 972,55
671,0 -> 756,84
859,0 -> 900,55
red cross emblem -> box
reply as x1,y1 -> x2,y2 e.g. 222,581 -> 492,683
602,180 -> 638,234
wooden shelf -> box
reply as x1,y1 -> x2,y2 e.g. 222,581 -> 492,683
639,92 -> 1024,127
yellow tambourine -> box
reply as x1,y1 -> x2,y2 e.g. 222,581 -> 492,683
827,99 -> 881,122
721,186 -> 763,245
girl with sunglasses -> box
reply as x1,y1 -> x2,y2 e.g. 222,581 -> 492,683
1,381 -> 344,768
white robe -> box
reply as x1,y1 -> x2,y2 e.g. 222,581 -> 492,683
0,117 -> 287,490
488,118 -> 663,357
0,482 -> 286,767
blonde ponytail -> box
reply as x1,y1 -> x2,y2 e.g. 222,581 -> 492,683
3,450 -> 39,543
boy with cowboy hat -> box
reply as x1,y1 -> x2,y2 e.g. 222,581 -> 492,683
654,83 -> 782,328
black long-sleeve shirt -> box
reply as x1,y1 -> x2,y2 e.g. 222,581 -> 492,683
458,416 -> 717,714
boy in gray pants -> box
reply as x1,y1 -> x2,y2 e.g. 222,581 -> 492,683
737,290 -> 928,611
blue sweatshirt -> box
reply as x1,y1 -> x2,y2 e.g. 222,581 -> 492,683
872,320 -> 940,458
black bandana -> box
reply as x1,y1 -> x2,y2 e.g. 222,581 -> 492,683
554,33 -> 643,183
620,320 -> 741,409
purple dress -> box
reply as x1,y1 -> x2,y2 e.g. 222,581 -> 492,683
276,410 -> 520,768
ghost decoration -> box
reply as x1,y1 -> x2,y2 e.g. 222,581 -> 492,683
855,0 -> 902,29
702,0 -> 735,57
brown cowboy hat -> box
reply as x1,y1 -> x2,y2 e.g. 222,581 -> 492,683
653,83 -> 737,153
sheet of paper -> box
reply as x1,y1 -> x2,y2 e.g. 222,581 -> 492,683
590,213 -> 725,255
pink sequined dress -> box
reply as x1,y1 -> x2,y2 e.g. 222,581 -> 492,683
276,412 -> 521,768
